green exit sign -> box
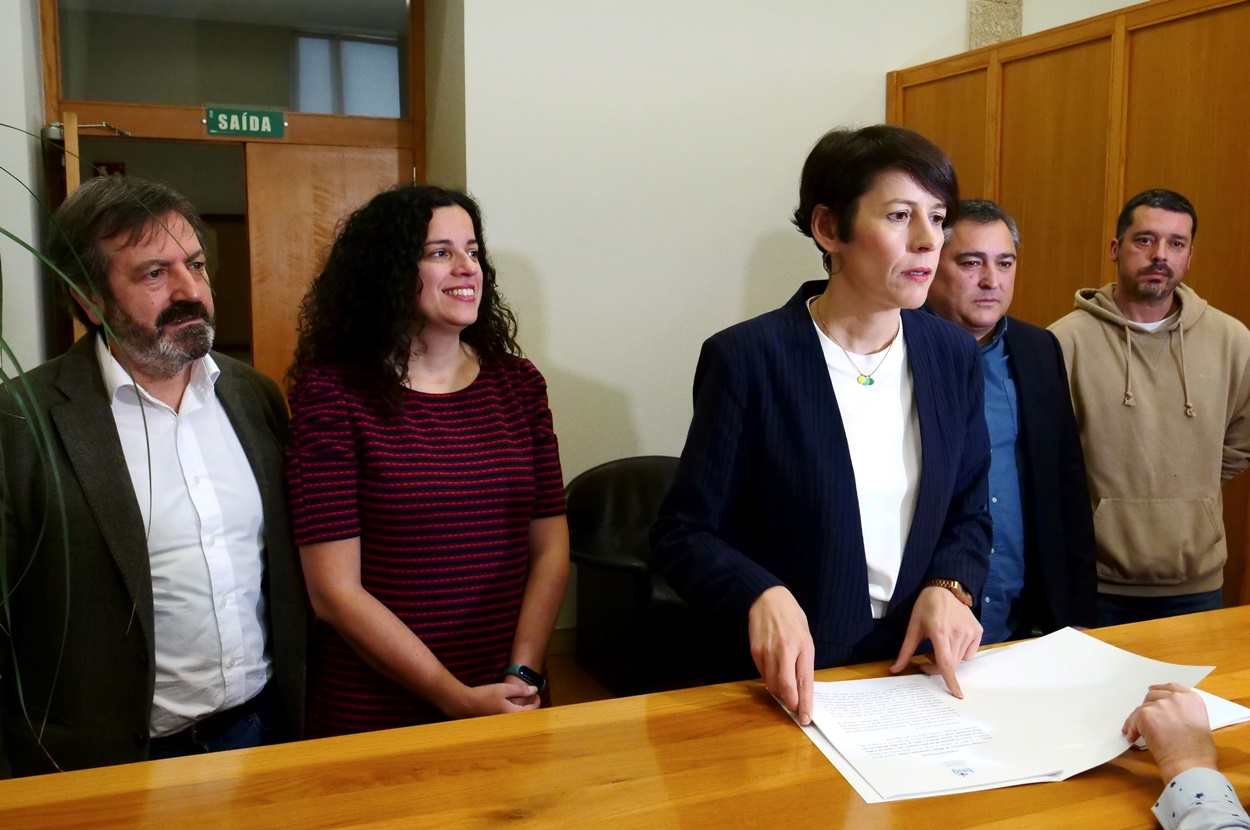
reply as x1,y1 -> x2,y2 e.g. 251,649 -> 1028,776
206,108 -> 285,138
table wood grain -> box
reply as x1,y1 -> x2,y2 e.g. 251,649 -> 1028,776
4,607 -> 1249,828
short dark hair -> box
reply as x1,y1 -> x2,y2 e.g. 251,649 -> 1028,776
45,175 -> 206,331
791,124 -> 960,256
946,199 -> 1020,249
289,184 -> 520,409
1115,189 -> 1197,241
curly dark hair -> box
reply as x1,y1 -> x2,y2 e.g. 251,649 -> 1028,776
288,184 -> 520,407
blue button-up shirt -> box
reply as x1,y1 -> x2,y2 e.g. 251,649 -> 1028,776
979,318 -> 1026,644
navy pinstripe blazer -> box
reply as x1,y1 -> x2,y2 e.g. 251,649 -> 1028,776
654,280 -> 991,671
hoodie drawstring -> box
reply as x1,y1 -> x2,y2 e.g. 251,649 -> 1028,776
1122,327 -> 1135,407
1122,322 -> 1196,417
1080,284 -> 1199,418
1177,323 -> 1196,418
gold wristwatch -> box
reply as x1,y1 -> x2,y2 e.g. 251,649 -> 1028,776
922,578 -> 974,607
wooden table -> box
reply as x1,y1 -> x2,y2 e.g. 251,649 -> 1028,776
4,607 -> 1250,828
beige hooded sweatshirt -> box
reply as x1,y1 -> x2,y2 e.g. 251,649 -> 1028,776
1049,283 -> 1250,597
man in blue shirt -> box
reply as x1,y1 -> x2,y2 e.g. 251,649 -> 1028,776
927,200 -> 1096,643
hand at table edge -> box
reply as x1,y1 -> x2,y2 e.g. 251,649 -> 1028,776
749,586 -> 815,725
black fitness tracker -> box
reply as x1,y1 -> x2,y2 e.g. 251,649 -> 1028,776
503,663 -> 547,694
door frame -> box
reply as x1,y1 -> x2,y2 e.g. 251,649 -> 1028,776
38,0 -> 425,179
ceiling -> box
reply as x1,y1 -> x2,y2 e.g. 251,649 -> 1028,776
59,0 -> 409,38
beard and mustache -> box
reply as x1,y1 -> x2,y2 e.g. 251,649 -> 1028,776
1123,262 -> 1176,301
101,297 -> 216,380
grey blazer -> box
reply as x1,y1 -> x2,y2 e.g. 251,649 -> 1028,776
0,336 -> 307,777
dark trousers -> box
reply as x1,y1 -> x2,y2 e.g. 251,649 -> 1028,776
148,685 -> 278,760
1096,588 -> 1223,628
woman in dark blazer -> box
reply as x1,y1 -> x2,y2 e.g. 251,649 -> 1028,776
653,125 -> 991,725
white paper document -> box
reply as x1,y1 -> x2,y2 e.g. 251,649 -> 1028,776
790,627 -> 1219,802
1195,689 -> 1250,730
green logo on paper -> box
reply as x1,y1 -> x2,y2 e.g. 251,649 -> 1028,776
206,108 -> 285,138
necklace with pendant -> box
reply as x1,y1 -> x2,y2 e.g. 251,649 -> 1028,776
810,301 -> 899,387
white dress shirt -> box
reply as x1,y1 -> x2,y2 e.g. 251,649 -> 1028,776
96,336 -> 271,737
811,305 -> 922,619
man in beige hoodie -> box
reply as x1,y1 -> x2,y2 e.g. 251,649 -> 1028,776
1050,189 -> 1250,627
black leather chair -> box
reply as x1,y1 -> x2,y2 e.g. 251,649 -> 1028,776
567,455 -> 706,696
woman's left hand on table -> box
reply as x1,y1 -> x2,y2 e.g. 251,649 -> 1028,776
502,673 -> 541,708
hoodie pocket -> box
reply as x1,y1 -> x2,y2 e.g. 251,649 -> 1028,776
1092,497 -> 1225,585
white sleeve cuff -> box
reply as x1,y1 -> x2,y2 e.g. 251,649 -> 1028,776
1153,767 -> 1249,830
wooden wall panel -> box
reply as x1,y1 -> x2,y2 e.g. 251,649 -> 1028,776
1124,3 -> 1250,326
246,144 -> 412,385
997,38 -> 1114,329
901,71 -> 989,199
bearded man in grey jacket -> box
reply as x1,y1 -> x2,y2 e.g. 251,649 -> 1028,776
0,175 -> 306,776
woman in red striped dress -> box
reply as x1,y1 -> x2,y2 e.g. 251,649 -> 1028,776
285,185 -> 569,737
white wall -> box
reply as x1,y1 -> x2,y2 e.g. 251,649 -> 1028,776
0,0 -> 46,372
458,1 -> 969,481
1023,0 -> 1146,34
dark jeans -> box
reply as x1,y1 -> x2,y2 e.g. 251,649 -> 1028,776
148,686 -> 277,760
1096,588 -> 1224,628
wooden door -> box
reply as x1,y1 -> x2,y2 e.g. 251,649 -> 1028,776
898,70 -> 990,200
998,38 -> 1114,330
245,144 -> 413,386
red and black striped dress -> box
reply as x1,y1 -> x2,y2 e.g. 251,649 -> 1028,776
286,356 -> 565,737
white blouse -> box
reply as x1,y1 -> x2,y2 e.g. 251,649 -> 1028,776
809,302 -> 922,619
